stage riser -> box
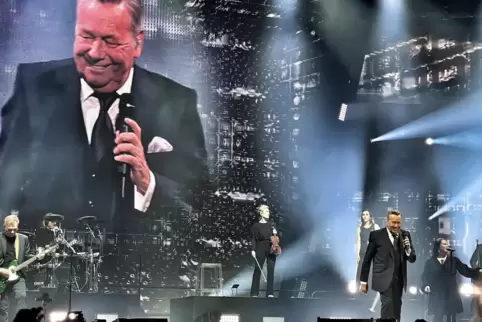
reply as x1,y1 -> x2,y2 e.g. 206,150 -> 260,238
170,296 -> 426,322
25,291 -> 141,321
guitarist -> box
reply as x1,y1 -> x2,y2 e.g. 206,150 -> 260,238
0,214 -> 30,322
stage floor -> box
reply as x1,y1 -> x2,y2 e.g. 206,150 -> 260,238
21,290 -> 475,321
170,294 -> 428,322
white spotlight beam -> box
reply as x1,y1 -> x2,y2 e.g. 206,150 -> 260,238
433,129 -> 482,150
429,173 -> 482,220
372,93 -> 482,142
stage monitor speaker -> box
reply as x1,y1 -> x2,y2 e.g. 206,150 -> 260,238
114,319 -> 168,322
317,319 -> 374,322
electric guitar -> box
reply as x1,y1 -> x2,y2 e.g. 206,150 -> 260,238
0,244 -> 59,293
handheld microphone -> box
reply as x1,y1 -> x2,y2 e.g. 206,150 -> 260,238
116,93 -> 135,199
401,231 -> 410,249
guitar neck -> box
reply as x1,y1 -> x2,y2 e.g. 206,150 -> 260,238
14,245 -> 56,272
14,256 -> 37,272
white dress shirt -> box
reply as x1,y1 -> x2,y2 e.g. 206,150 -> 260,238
437,256 -> 447,264
80,69 -> 155,213
386,228 -> 411,257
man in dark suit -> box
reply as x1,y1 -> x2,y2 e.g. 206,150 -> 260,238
0,214 -> 31,322
360,210 -> 416,321
0,0 -> 208,229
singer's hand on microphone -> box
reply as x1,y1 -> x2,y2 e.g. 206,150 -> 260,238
114,118 -> 151,194
403,236 -> 410,248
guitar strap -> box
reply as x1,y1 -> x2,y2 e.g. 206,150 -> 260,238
14,233 -> 19,260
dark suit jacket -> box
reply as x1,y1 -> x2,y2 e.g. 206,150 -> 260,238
471,244 -> 482,268
0,59 -> 209,226
0,234 -> 30,271
359,228 -> 416,292
470,244 -> 482,283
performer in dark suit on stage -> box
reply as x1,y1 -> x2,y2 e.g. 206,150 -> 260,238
0,0 -> 208,229
360,210 -> 416,321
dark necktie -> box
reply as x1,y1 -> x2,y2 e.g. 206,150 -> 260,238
392,233 -> 400,251
91,92 -> 118,163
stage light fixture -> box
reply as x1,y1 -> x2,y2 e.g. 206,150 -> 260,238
460,283 -> 474,296
425,138 -> 433,145
408,286 -> 417,295
96,314 -> 118,322
338,103 -> 347,121
220,314 -> 240,322
49,311 -> 67,322
347,280 -> 357,294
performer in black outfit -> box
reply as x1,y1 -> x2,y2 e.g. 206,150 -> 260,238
360,210 -> 416,322
250,204 -> 277,297
356,210 -> 380,284
422,238 -> 481,322
470,243 -> 482,322
0,214 -> 31,322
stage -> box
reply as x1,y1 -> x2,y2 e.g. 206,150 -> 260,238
170,294 -> 428,322
25,290 -> 143,321
20,290 -> 476,321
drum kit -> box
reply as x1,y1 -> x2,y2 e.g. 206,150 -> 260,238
25,213 -> 105,293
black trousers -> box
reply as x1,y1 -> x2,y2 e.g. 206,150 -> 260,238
433,313 -> 456,322
0,278 -> 27,322
250,248 -> 276,297
380,274 -> 403,321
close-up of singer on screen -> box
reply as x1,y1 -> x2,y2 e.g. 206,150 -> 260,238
0,0 -> 209,230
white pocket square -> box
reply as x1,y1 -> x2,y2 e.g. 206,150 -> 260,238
147,137 -> 173,153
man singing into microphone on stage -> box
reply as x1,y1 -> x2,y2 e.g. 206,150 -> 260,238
0,0 -> 209,229
359,210 -> 416,321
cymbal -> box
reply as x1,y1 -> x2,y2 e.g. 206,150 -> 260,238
19,231 -> 34,237
43,213 -> 64,222
77,216 -> 97,223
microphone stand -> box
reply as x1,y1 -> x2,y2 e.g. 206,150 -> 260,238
54,230 -> 76,314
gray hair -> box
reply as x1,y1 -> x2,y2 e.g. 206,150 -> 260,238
95,0 -> 144,33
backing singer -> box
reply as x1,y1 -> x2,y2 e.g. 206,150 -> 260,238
422,238 -> 481,322
360,210 -> 416,321
356,210 -> 380,285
